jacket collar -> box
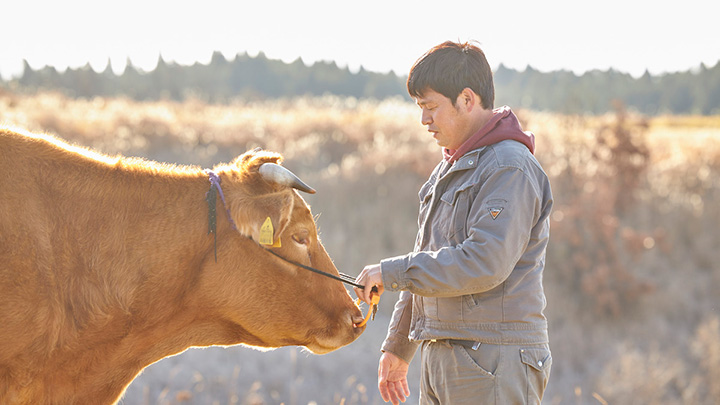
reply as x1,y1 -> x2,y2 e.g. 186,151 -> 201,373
444,148 -> 484,177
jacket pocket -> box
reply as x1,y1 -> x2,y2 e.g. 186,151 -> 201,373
463,286 -> 504,322
439,180 -> 477,241
418,179 -> 434,203
417,180 -> 434,227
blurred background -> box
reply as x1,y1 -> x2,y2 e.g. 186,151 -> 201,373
2,1 -> 719,404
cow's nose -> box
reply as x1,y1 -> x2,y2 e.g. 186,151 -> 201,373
351,311 -> 367,331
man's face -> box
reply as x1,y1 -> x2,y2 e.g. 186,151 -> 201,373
415,89 -> 473,150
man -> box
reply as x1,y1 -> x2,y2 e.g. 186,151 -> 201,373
354,41 -> 553,404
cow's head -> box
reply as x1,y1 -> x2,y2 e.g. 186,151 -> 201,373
194,149 -> 365,354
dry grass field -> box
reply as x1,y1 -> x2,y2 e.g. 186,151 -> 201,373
2,90 -> 719,404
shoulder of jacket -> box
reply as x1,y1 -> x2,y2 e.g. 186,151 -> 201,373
486,140 -> 534,168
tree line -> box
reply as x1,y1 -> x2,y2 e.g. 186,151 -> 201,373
493,62 -> 720,115
4,51 -> 719,115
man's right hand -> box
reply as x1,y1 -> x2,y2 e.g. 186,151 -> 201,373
378,351 -> 411,404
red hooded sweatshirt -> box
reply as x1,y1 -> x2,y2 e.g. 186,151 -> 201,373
443,106 -> 535,163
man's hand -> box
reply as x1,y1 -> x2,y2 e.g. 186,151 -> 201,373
354,264 -> 385,304
378,351 -> 411,404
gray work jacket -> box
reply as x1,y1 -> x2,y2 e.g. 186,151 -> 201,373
380,140 -> 553,363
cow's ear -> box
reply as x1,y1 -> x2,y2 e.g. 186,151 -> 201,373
233,149 -> 283,173
229,191 -> 293,246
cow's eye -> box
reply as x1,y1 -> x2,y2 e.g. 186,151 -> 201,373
292,230 -> 310,246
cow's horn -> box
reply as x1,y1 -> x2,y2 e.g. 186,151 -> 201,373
259,163 -> 316,194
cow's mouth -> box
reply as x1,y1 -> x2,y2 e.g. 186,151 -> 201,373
303,314 -> 365,354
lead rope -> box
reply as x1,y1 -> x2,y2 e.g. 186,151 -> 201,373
264,248 -> 379,327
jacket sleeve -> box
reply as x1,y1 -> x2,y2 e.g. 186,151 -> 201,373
381,166 -> 540,297
380,290 -> 420,363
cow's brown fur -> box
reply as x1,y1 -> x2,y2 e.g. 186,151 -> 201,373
0,127 -> 365,404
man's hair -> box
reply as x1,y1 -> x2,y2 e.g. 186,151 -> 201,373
407,40 -> 495,109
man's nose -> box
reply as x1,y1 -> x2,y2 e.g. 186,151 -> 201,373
421,111 -> 432,126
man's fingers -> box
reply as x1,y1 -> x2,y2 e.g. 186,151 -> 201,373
365,287 -> 376,304
359,285 -> 372,304
378,355 -> 393,402
388,382 -> 406,404
379,365 -> 407,404
354,288 -> 368,305
355,264 -> 384,304
354,271 -> 371,304
378,382 -> 405,405
378,367 -> 391,403
379,382 -> 391,403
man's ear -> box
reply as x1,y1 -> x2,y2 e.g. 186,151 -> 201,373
458,87 -> 481,111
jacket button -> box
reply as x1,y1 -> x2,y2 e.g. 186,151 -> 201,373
391,282 -> 398,289
538,361 -> 543,367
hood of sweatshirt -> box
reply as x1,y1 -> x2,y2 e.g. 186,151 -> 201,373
443,106 -> 535,163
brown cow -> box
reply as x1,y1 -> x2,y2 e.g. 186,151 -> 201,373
0,127 -> 366,404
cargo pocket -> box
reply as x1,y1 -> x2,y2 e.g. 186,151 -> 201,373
520,347 -> 552,403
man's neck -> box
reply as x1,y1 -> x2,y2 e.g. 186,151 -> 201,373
470,108 -> 495,136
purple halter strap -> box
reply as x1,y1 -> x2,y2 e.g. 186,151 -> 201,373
205,169 -> 238,231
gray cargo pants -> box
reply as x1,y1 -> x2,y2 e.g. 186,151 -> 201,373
419,340 -> 552,404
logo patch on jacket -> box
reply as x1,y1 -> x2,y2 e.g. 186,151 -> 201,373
488,207 -> 504,220
485,199 -> 507,220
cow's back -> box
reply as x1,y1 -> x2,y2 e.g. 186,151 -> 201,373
0,128 -> 214,403
1,129 -> 67,393
2,129 -> 110,364
0,128 -> 166,376
1,129 -> 64,356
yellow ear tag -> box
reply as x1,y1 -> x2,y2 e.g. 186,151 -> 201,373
259,217 -> 281,247
259,217 -> 274,245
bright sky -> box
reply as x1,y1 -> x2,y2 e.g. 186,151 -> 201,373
2,0 -> 717,81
